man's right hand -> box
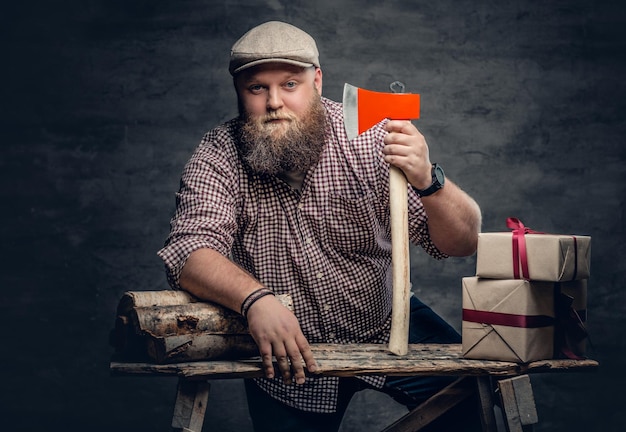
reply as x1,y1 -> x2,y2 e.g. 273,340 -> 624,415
179,248 -> 317,383
245,294 -> 317,385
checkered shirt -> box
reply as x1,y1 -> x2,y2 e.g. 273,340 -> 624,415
157,97 -> 446,413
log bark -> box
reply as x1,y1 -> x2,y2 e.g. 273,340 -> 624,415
146,333 -> 258,363
117,290 -> 198,315
130,302 -> 249,336
128,293 -> 293,336
110,291 -> 294,362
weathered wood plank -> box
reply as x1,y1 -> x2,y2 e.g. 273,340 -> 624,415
171,379 -> 210,432
512,376 -> 538,426
381,377 -> 474,431
476,376 -> 498,432
110,343 -> 599,380
498,375 -> 538,432
499,377 -> 523,432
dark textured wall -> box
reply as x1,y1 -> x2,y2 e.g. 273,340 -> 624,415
2,1 -> 624,431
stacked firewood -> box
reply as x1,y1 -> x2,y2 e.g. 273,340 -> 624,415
109,290 -> 292,364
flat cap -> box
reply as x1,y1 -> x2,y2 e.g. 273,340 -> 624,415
229,21 -> 320,75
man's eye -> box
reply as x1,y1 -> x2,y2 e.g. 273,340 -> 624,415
249,85 -> 264,93
284,81 -> 297,89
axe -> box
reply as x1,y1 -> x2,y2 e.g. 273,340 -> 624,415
343,82 -> 420,356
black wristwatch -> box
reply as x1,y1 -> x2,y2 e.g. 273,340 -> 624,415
412,163 -> 445,197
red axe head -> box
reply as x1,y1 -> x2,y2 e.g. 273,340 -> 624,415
342,83 -> 421,140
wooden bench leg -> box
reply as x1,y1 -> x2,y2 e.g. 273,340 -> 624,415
476,376 -> 499,432
381,377 -> 475,432
497,375 -> 538,432
171,378 -> 210,432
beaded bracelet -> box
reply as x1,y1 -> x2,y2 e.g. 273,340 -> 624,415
241,287 -> 275,318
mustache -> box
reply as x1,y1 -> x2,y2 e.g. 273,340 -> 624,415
261,111 -> 297,123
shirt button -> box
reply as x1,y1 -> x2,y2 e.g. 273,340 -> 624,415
297,203 -> 304,210
316,272 -> 324,279
328,332 -> 336,340
323,303 -> 331,312
305,237 -> 313,245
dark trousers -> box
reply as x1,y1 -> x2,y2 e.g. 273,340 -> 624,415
245,296 -> 482,432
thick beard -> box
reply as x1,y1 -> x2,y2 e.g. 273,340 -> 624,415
237,93 -> 327,176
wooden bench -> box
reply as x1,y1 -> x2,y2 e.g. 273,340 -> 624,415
110,343 -> 598,432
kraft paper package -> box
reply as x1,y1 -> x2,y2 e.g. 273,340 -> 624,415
462,277 -> 587,363
475,232 -> 591,282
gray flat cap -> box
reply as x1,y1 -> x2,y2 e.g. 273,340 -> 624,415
229,21 -> 320,75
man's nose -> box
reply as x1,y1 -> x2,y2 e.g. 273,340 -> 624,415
267,87 -> 283,111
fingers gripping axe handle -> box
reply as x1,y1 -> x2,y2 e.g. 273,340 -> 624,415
342,83 -> 420,355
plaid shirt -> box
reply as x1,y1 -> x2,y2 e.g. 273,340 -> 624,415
158,97 -> 446,413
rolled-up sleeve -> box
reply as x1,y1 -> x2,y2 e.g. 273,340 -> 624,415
407,189 -> 448,260
157,128 -> 240,289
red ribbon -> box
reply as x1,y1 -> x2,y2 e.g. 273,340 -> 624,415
506,217 -> 543,280
463,304 -> 589,360
506,217 -> 580,280
462,309 -> 554,328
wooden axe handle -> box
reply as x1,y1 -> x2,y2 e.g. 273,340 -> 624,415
388,166 -> 410,356
341,82 -> 417,356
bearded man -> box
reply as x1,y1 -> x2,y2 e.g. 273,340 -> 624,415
159,21 -> 482,432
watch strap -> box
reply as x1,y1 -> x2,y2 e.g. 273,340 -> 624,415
412,164 -> 444,197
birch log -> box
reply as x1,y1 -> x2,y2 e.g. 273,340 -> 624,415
146,333 -> 258,363
117,290 -> 198,315
110,291 -> 293,362
130,302 -> 249,336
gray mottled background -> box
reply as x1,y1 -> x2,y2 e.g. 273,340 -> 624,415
1,0 -> 624,431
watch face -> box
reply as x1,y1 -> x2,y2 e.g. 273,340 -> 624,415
434,165 -> 445,185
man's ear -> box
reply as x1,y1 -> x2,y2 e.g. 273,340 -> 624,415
314,67 -> 323,95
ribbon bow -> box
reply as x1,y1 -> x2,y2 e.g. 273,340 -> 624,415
507,217 -> 580,280
506,217 -> 543,279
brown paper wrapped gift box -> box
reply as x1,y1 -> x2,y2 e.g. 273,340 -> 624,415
476,232 -> 591,282
462,277 -> 587,363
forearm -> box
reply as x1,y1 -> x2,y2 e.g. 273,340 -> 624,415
420,179 -> 482,257
380,121 -> 481,255
179,247 -> 317,383
179,247 -> 265,314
